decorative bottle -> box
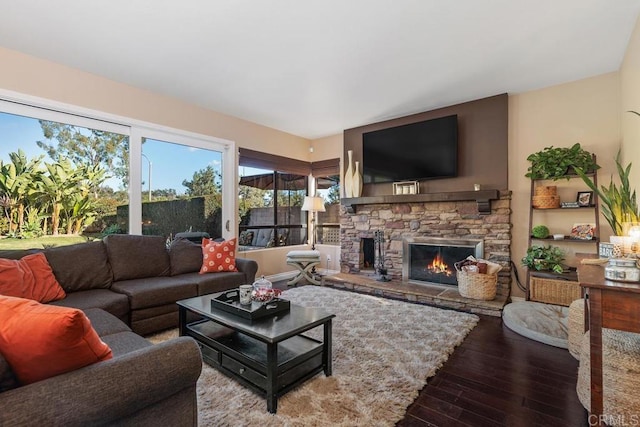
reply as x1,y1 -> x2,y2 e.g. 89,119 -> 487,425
352,160 -> 363,197
344,150 -> 354,198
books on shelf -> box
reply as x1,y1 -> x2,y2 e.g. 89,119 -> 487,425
561,202 -> 580,208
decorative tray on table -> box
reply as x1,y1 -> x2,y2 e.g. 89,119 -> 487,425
210,289 -> 290,320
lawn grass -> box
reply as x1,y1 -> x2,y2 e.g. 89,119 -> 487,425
0,235 -> 96,250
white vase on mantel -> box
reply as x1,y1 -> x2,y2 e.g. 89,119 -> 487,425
352,160 -> 363,197
344,150 -> 354,198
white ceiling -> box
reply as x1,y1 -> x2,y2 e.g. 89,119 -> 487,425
1,1 -> 639,139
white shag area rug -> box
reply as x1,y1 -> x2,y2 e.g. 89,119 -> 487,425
502,301 -> 569,348
149,286 -> 479,427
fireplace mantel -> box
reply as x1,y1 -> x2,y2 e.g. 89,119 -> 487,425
341,189 -> 499,214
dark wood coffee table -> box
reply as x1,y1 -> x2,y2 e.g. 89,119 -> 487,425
177,293 -> 335,413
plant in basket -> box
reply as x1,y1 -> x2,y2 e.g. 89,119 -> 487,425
525,143 -> 599,180
521,245 -> 565,274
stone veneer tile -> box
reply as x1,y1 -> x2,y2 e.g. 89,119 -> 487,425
322,273 -> 507,316
339,192 -> 512,298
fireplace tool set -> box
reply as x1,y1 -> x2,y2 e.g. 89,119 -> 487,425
374,230 -> 389,282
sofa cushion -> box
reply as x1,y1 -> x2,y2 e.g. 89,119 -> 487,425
44,241 -> 113,291
83,308 -> 132,337
180,271 -> 247,295
200,238 -> 238,274
111,276 -> 198,310
0,248 -> 42,260
49,289 -> 130,323
0,353 -> 18,393
238,230 -> 254,246
169,238 -> 203,276
252,228 -> 274,247
0,296 -> 112,385
0,253 -> 66,303
100,331 -> 153,356
104,235 -> 171,281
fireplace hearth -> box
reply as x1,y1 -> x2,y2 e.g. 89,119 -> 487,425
403,237 -> 483,287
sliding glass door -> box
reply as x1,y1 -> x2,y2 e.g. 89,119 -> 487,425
0,97 -> 235,246
129,128 -> 234,240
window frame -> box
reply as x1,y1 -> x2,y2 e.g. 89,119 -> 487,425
0,89 -> 236,239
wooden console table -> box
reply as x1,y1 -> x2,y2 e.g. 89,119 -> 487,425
578,264 -> 640,426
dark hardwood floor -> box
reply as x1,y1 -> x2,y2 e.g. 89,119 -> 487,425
275,281 -> 588,426
397,315 -> 589,427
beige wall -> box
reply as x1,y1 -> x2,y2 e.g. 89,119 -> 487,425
509,73 -> 621,296
310,133 -> 342,162
0,46 -> 311,161
621,15 -> 640,181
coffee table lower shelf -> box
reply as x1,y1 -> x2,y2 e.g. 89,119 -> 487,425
186,319 -> 325,411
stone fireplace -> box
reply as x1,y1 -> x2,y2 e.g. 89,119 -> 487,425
332,191 -> 512,314
403,237 -> 483,287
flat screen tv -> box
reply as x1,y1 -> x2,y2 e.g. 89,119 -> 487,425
362,114 -> 458,184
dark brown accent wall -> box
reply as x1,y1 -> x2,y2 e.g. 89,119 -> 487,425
343,94 -> 508,196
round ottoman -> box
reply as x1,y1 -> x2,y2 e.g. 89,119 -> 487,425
577,329 -> 640,425
502,301 -> 568,348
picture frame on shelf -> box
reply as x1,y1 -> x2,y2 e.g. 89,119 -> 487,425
392,181 -> 419,195
571,223 -> 596,240
577,191 -> 593,207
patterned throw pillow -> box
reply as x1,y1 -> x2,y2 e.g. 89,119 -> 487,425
199,238 -> 238,274
0,253 -> 66,303
0,296 -> 113,385
238,231 -> 254,246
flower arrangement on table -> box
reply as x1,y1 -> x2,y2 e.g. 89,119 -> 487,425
251,287 -> 282,303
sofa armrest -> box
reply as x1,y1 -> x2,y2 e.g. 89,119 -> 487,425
236,257 -> 258,283
0,337 -> 202,426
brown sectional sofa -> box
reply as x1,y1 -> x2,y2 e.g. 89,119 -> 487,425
0,308 -> 203,426
1,234 -> 258,335
0,234 -> 258,425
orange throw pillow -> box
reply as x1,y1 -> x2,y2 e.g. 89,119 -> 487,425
0,296 -> 113,385
199,238 -> 238,274
0,253 -> 66,303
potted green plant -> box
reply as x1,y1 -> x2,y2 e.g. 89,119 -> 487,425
575,151 -> 639,236
522,245 -> 565,274
525,143 -> 600,180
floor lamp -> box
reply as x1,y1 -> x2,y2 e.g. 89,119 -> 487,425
301,196 -> 326,250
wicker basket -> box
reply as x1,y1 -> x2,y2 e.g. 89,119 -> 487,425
529,276 -> 581,306
532,195 -> 561,209
534,185 -> 558,197
577,330 -> 640,421
456,270 -> 497,300
568,298 -> 585,360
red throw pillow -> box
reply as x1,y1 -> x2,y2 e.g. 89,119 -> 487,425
0,253 -> 66,303
0,296 -> 113,385
200,238 -> 238,274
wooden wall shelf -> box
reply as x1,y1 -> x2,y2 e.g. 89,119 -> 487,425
341,189 -> 499,214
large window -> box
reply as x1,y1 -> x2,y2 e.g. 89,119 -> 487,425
0,96 -> 235,250
0,108 -> 129,245
238,166 -> 308,249
140,138 -> 225,239
238,149 -> 340,250
312,159 -> 340,246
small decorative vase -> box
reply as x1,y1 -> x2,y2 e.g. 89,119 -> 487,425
352,161 -> 363,197
344,150 -> 354,198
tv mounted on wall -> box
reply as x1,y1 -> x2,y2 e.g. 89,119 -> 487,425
362,114 -> 458,184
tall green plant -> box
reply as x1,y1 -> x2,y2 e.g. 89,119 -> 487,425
575,152 -> 639,236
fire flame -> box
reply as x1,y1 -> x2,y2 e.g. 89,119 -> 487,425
426,254 -> 453,277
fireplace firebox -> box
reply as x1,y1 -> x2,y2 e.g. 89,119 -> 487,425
402,237 -> 483,286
